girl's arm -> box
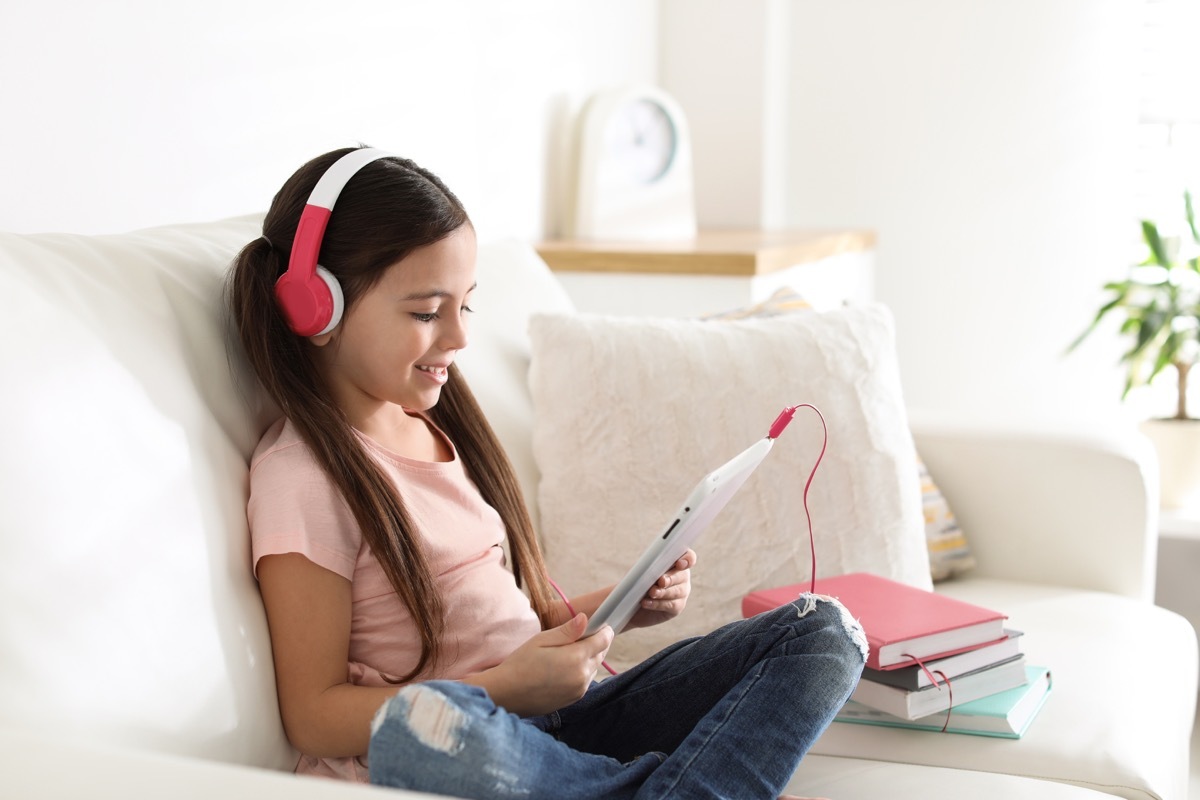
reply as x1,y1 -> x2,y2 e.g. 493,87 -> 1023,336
259,552 -> 616,747
257,553 -> 398,758
461,551 -> 702,714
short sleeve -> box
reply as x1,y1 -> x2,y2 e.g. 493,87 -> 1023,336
247,432 -> 361,581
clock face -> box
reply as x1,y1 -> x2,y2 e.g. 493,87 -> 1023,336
572,84 -> 696,239
603,98 -> 678,184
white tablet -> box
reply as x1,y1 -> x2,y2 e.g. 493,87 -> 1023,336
584,434 -> 777,637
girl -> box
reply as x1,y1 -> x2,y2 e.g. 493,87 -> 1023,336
226,146 -> 866,800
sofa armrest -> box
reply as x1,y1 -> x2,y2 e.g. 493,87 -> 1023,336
909,420 -> 1159,601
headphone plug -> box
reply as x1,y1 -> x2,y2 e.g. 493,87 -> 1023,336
767,406 -> 798,439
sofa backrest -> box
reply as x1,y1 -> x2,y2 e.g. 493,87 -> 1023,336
0,216 -> 572,768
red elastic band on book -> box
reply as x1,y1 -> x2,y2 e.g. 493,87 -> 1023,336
904,653 -> 954,733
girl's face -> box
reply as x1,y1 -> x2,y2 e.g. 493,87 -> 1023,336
313,225 -> 477,424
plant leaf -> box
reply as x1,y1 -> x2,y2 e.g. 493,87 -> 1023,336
1187,190 -> 1199,244
1143,220 -> 1172,267
1066,291 -> 1130,352
1126,307 -> 1168,365
1151,330 -> 1179,380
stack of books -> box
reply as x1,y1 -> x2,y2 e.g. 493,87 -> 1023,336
742,572 -> 1052,738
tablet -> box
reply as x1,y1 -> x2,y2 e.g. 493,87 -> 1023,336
583,434 -> 777,637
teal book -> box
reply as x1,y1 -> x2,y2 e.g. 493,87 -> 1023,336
834,666 -> 1052,739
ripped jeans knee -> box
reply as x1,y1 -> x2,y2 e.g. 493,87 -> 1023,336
780,592 -> 870,665
368,681 -> 656,799
370,682 -> 474,757
368,681 -> 502,793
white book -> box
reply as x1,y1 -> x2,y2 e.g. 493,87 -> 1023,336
836,666 -> 1053,739
849,657 -> 1029,720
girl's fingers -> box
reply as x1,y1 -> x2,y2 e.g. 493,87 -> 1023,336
648,578 -> 690,600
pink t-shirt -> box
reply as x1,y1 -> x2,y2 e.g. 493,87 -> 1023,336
248,416 -> 542,782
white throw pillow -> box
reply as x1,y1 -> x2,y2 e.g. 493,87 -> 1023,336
529,304 -> 931,668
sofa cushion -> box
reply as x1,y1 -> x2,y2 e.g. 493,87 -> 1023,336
528,304 -> 931,668
0,216 -> 579,769
0,216 -> 295,768
0,216 -> 574,771
791,754 -> 1118,798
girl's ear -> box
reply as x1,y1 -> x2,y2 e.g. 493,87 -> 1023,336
309,329 -> 336,347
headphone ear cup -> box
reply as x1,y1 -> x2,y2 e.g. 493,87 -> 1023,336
274,264 -> 344,337
275,148 -> 391,336
313,265 -> 344,336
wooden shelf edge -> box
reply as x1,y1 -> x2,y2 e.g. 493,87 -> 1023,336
536,229 -> 876,277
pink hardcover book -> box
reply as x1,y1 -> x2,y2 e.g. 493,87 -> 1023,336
742,572 -> 1008,671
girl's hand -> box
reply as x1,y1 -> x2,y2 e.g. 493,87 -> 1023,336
468,613 -> 613,717
626,549 -> 696,630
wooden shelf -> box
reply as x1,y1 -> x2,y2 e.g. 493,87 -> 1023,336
536,228 -> 877,277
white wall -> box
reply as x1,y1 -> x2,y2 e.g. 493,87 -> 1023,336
784,0 -> 1145,425
4,0 -> 1153,425
663,0 -> 1146,426
0,0 -> 658,240
657,0 -> 793,229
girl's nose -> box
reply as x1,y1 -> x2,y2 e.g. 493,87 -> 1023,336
440,313 -> 469,351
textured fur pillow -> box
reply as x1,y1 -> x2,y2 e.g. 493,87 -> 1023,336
528,304 -> 931,668
707,287 -> 976,583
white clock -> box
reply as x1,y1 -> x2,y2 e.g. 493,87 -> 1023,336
570,84 -> 697,241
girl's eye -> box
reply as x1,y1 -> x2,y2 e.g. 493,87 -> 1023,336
411,305 -> 472,323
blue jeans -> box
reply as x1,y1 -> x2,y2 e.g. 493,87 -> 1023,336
368,596 -> 866,799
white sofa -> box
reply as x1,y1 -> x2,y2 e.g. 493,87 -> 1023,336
0,215 -> 1194,800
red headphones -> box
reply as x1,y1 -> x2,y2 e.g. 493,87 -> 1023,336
274,148 -> 394,336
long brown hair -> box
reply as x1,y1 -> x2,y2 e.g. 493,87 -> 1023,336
226,147 -> 555,682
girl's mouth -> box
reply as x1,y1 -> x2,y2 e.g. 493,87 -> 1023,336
416,364 -> 449,384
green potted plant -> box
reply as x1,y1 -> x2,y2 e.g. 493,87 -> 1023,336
1071,190 -> 1200,508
